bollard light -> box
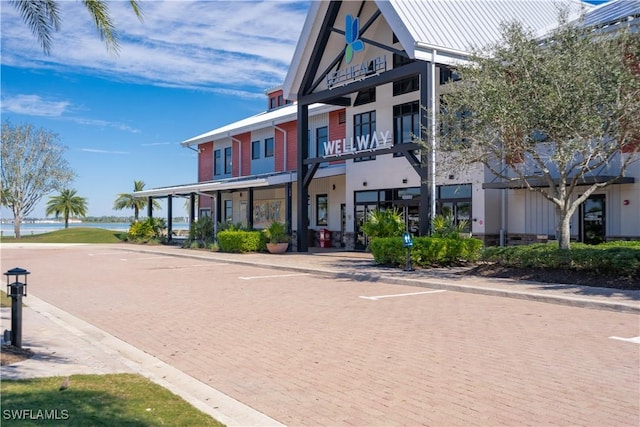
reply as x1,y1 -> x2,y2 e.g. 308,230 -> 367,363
5,267 -> 29,297
4,267 -> 29,348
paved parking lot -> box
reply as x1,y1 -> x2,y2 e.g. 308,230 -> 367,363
3,244 -> 639,426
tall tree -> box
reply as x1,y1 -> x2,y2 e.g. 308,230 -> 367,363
438,17 -> 640,250
10,0 -> 143,54
1,121 -> 75,239
45,188 -> 88,228
113,180 -> 160,222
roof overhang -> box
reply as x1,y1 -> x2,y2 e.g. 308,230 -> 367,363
133,166 -> 347,199
482,175 -> 635,189
180,103 -> 341,148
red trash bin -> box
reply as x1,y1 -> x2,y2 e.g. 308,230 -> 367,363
318,229 -> 331,248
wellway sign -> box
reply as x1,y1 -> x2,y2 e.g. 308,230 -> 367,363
322,130 -> 392,158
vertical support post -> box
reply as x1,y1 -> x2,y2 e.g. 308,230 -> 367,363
189,193 -> 196,224
297,103 -> 310,252
286,182 -> 293,238
147,197 -> 153,219
248,188 -> 254,229
10,287 -> 23,348
419,61 -> 432,236
167,195 -> 173,242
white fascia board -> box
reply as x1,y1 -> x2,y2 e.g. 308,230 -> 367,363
180,103 -> 341,148
283,1 -> 326,101
133,178 -> 270,198
375,0 -> 416,58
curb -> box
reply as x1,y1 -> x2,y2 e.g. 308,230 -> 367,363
119,247 -> 640,314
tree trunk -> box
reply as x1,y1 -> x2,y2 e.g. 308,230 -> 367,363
13,216 -> 21,240
134,207 -> 139,222
556,207 -> 572,250
64,214 -> 69,229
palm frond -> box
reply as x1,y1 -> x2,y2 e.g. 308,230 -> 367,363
10,0 -> 60,54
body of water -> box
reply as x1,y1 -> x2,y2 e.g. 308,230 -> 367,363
0,222 -> 189,238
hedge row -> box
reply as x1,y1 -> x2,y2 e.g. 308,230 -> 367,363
482,242 -> 640,277
369,236 -> 483,267
217,230 -> 266,253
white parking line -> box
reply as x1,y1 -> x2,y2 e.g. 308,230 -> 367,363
609,336 -> 640,344
359,290 -> 447,300
240,273 -> 311,280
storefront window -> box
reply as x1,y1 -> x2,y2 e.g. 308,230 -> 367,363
393,101 -> 420,157
353,111 -> 376,162
316,126 -> 328,157
316,194 -> 327,226
224,200 -> 233,223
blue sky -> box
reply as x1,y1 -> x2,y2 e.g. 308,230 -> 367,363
1,0 -> 311,218
1,0 -> 609,220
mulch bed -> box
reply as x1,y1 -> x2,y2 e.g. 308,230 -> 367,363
1,344 -> 34,366
463,264 -> 640,290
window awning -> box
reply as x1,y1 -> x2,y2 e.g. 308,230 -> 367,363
482,175 -> 635,189
133,173 -> 291,198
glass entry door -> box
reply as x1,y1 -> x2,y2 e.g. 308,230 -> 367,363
581,195 -> 606,244
355,204 -> 377,250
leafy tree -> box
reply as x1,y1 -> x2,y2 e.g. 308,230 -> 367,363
113,180 -> 160,222
10,0 -> 143,54
438,17 -> 640,250
45,188 -> 88,228
1,121 -> 75,239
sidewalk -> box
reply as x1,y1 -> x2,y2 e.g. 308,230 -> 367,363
2,243 -> 638,426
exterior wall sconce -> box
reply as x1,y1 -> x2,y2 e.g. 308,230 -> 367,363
623,199 -> 630,205
402,178 -> 408,184
332,184 -> 336,190
363,181 -> 367,187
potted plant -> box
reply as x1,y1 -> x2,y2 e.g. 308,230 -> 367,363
262,221 -> 290,254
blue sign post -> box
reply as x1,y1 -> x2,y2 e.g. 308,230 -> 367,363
402,232 -> 414,271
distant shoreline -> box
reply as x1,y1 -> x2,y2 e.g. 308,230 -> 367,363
0,222 -> 189,238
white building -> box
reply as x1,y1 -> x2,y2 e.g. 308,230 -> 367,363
135,0 -> 639,250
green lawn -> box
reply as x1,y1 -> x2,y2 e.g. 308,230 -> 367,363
1,374 -> 225,426
0,228 -> 126,244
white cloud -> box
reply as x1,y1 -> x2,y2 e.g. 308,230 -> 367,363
81,148 -> 130,155
1,94 -> 71,117
1,1 -> 310,93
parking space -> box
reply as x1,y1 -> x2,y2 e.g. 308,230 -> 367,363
3,244 -> 639,426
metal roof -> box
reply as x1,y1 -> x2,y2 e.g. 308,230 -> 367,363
284,0 -> 592,99
181,102 -> 341,147
582,0 -> 640,28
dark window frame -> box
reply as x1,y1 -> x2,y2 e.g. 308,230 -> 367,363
393,101 -> 421,157
224,147 -> 232,174
353,110 -> 376,162
316,194 -> 328,226
316,126 -> 328,158
251,140 -> 260,160
214,149 -> 222,176
224,200 -> 233,223
264,137 -> 274,158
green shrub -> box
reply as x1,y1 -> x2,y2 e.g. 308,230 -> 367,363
369,236 -> 483,267
482,242 -> 640,277
361,208 -> 404,241
217,230 -> 263,253
127,218 -> 166,243
432,214 -> 469,239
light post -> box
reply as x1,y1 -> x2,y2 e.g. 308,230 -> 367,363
4,267 -> 29,348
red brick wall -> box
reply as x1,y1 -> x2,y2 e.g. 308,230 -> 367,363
329,109 -> 346,165
198,141 -> 213,182
280,120 -> 298,171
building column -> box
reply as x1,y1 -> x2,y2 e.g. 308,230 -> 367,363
419,61 -> 433,236
167,195 -> 173,242
296,103 -> 310,252
147,197 -> 153,219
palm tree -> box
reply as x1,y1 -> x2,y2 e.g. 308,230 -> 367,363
10,0 -> 143,54
45,189 -> 88,228
113,180 -> 160,222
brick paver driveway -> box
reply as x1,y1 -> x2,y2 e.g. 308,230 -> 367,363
4,244 -> 639,426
